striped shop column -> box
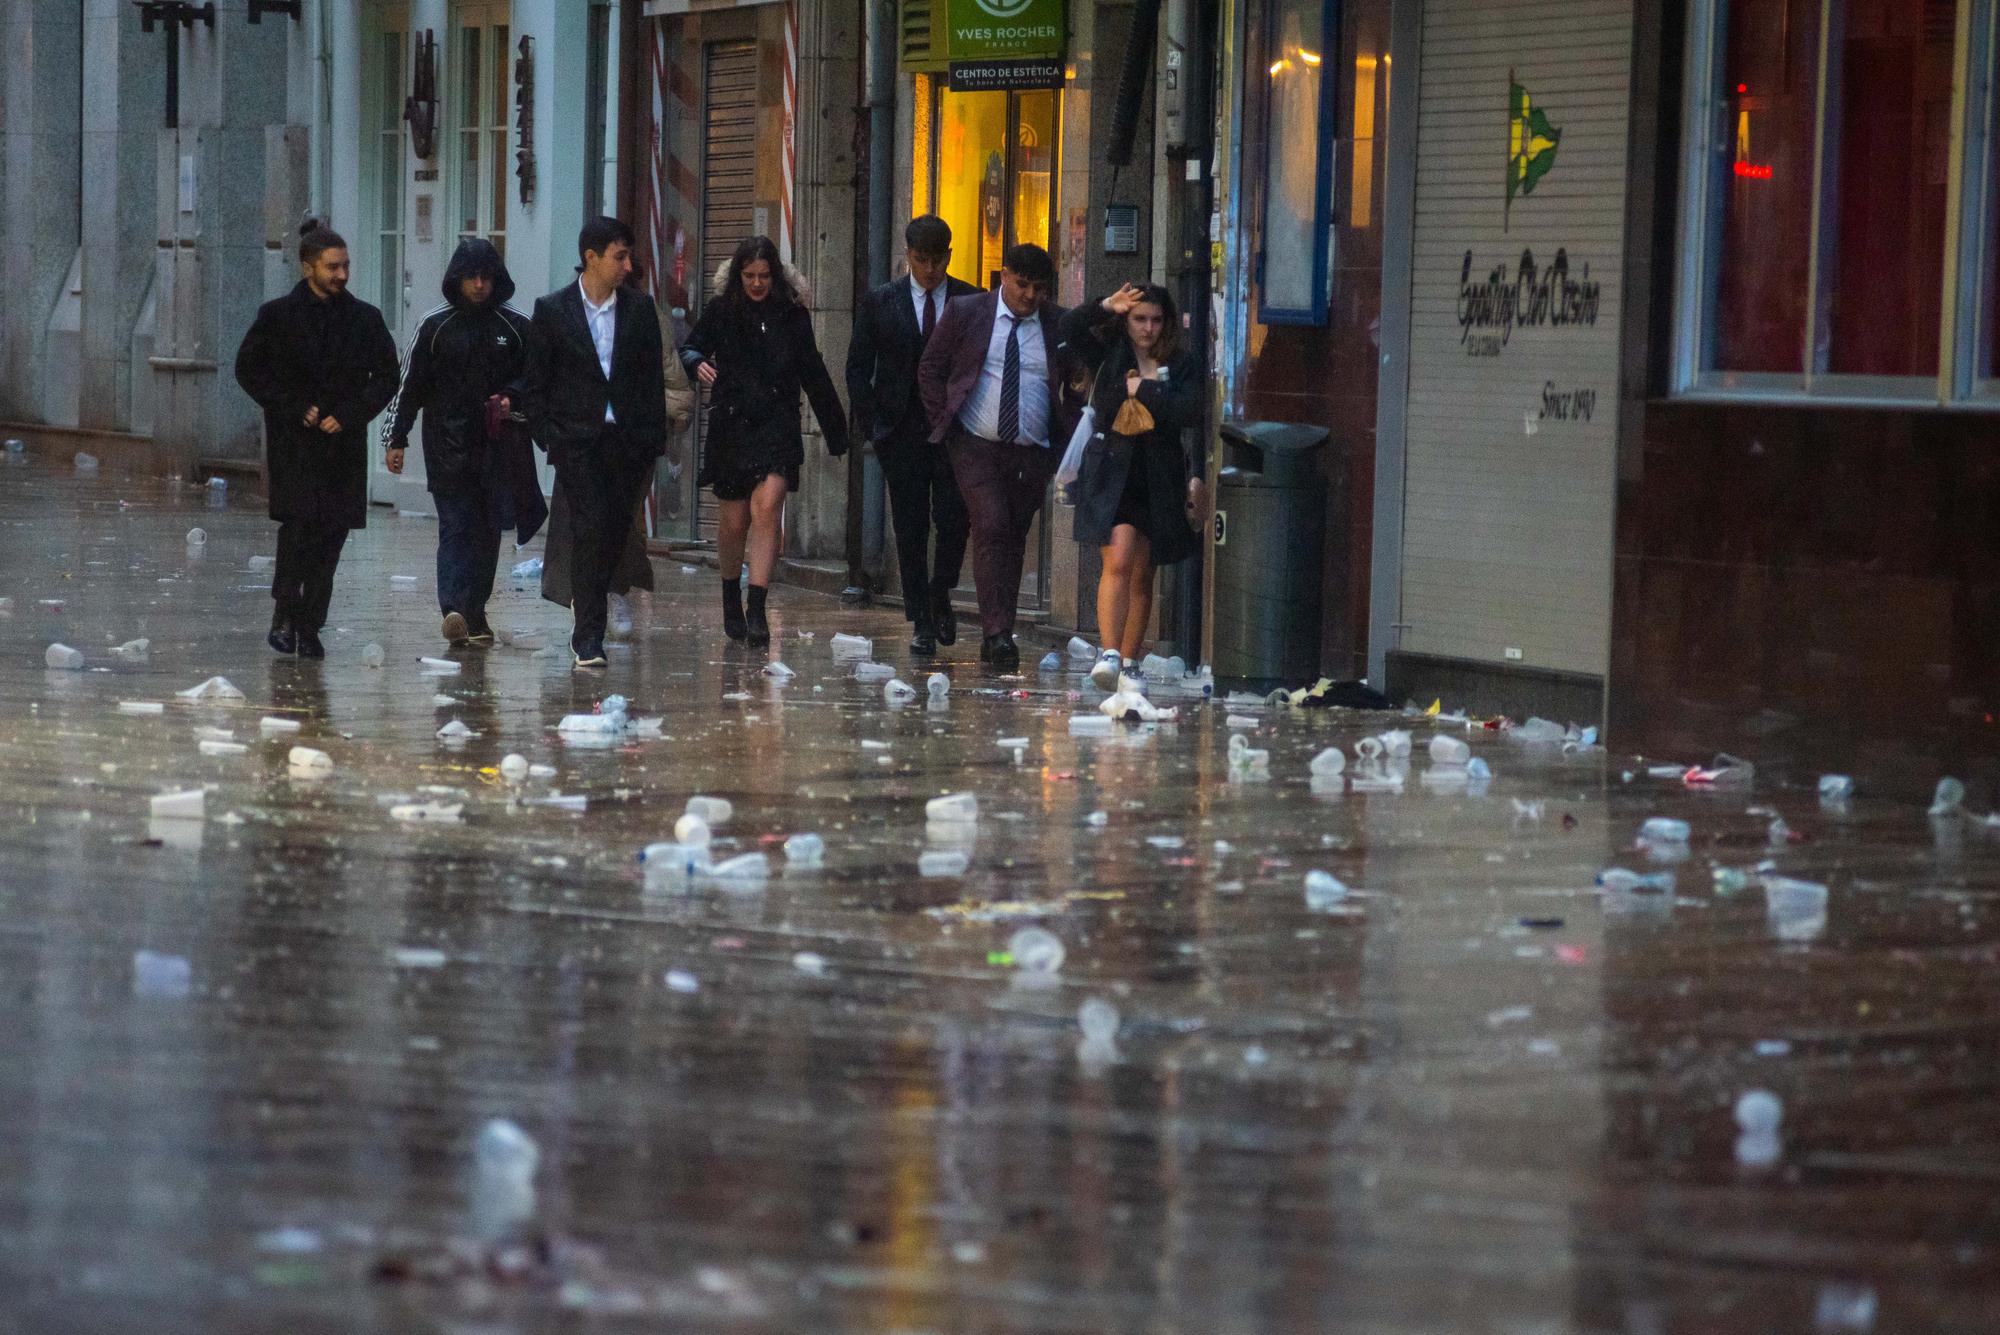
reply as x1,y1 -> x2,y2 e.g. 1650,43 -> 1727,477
779,0 -> 797,265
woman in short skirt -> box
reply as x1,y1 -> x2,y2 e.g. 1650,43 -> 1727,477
681,236 -> 848,646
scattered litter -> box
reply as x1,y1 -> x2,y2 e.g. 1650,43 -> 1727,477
1078,998 -> 1119,1044
361,643 -> 385,668
1007,927 -> 1065,975
390,801 -> 463,823
1225,714 -> 1259,729
418,656 -> 461,676
530,793 -> 587,812
260,716 -> 301,734
1068,714 -> 1114,737
1597,867 -> 1673,894
674,814 -> 712,848
118,701 -> 165,716
926,672 -> 950,700
199,739 -> 248,757
1066,636 -> 1094,661
1763,872 -> 1828,943
1227,733 -> 1270,781
435,720 -> 476,742
783,832 -> 825,865
1309,747 -> 1346,778
919,849 -> 969,878
926,792 -> 978,824
1813,1283 -> 1877,1334
1929,777 -> 1965,818
248,555 -> 276,572
685,795 -> 732,825
883,678 -> 918,704
499,754 -> 529,783
1510,717 -> 1566,744
1100,689 -> 1176,723
255,1228 -> 322,1256
509,557 -> 543,588
1685,753 -> 1755,788
74,451 -> 99,473
149,789 -> 205,820
829,633 -> 872,661
110,638 -> 151,663
1428,734 -> 1470,766
708,852 -> 769,884
1303,870 -> 1349,910
44,643 -> 84,670
852,662 -> 895,683
793,951 -> 828,976
762,661 -> 796,679
1734,1088 -> 1783,1168
1039,651 -> 1062,671
132,950 -> 190,999
1639,817 -> 1690,845
1466,757 -> 1492,781
193,726 -> 233,742
391,946 -> 448,968
638,841 -> 709,878
287,746 -> 333,773
178,676 -> 245,702
1485,1005 -> 1533,1027
664,970 -> 700,994
390,574 -> 419,587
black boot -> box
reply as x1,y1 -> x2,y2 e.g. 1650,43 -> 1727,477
721,579 -> 746,641
267,607 -> 296,655
745,584 -> 771,648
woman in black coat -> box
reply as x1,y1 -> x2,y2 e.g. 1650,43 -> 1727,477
680,236 -> 848,647
233,222 -> 399,656
1058,283 -> 1205,689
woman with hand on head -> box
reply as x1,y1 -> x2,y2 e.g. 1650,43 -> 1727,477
680,236 -> 848,648
1058,282 -> 1206,692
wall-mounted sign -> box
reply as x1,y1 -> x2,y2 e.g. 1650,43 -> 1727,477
947,58 -> 1064,91
1455,247 -> 1601,357
1505,75 -> 1560,230
1103,204 -> 1140,255
945,0 -> 1065,62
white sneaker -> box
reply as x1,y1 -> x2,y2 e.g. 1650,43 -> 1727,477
1117,668 -> 1148,696
608,592 -> 634,640
1089,649 -> 1123,690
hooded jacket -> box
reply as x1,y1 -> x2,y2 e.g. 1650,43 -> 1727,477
384,238 -> 534,496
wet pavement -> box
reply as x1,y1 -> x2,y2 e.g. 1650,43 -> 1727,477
0,448 -> 1997,1333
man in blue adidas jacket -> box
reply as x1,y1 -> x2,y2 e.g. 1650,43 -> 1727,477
383,237 -> 548,646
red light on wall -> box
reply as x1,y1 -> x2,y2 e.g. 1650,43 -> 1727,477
1737,82 -> 1748,94
1733,160 -> 1773,180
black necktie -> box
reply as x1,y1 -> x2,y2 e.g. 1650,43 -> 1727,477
922,289 -> 936,339
997,316 -> 1020,444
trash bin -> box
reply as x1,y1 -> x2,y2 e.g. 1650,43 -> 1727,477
1210,420 -> 1328,684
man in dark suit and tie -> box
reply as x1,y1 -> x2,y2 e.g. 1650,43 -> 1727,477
917,242 -> 1073,671
845,215 -> 980,657
515,216 -> 669,668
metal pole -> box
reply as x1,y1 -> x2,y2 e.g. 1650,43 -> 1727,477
1165,0 -> 1217,660
846,0 -> 897,603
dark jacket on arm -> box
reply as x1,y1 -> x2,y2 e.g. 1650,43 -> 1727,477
233,281 -> 399,530
679,296 -> 848,483
381,239 -> 545,540
1058,296 -> 1205,565
515,280 -> 668,466
917,289 -> 1078,448
845,274 -> 978,445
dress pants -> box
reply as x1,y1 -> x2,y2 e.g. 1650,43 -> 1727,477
272,520 -> 349,631
945,430 -> 1057,639
556,428 -> 652,648
880,424 -> 969,625
434,471 -> 506,619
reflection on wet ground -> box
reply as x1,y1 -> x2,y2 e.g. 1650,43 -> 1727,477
0,452 -> 1996,1332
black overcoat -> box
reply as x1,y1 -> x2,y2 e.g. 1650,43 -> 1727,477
680,297 -> 848,487
1057,299 -> 1205,566
234,282 -> 399,529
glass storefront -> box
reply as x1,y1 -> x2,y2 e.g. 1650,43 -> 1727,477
925,83 -> 1059,289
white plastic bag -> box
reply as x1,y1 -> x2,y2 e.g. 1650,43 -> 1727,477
1054,405 -> 1096,495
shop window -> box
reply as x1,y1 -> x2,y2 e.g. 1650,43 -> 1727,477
930,85 -> 1059,289
1677,0 -> 1968,398
455,17 -> 510,258
1259,0 -> 1336,324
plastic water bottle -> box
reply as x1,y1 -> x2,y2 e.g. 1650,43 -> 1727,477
708,851 -> 769,884
1428,734 -> 1471,766
1008,927 -> 1065,974
685,795 -> 732,824
637,841 -> 710,876
918,849 -> 968,877
783,832 -> 825,865
1304,870 -> 1349,909
44,643 -> 84,670
1640,817 -> 1691,844
926,792 -> 978,824
926,672 -> 950,700
1078,998 -> 1120,1044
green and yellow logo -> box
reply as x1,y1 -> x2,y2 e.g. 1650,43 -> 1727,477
1506,74 -> 1560,228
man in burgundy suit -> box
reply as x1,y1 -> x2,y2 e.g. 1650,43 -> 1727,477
917,242 -> 1073,671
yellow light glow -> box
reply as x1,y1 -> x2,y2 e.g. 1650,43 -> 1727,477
1298,48 -> 1322,66
1351,55 -> 1378,227
1269,58 -> 1289,76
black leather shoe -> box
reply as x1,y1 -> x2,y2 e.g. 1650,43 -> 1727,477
572,638 -> 607,668
910,627 -> 938,657
267,618 -> 296,655
983,633 -> 1019,671
295,628 -> 325,660
933,598 -> 958,646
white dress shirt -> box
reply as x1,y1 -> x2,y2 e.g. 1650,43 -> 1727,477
958,306 -> 1050,446
910,274 -> 942,332
580,279 -> 617,423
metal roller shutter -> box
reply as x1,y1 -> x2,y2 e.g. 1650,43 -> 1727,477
1397,0 -> 1633,677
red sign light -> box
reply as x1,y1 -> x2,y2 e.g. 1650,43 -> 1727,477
1733,160 -> 1773,180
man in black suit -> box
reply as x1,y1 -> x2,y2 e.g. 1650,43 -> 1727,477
515,217 -> 669,668
917,242 -> 1074,671
846,215 -> 980,657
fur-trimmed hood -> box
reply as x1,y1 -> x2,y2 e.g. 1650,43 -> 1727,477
711,256 -> 812,306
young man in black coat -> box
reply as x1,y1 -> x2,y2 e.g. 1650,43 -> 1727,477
845,215 -> 979,657
233,222 -> 400,658
382,237 -> 547,647
514,217 -> 669,668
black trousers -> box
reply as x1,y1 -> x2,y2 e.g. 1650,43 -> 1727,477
556,430 -> 652,648
272,520 -> 349,630
435,472 -> 505,619
879,425 -> 969,626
